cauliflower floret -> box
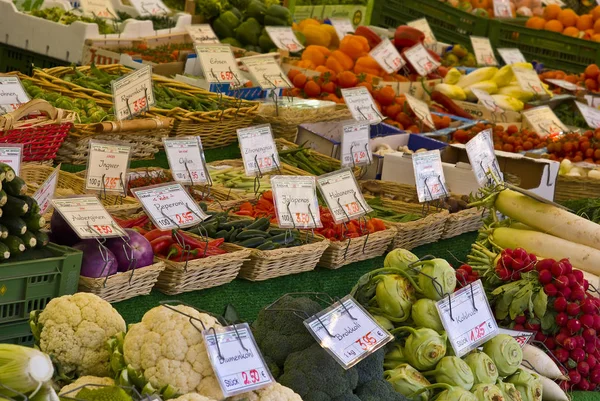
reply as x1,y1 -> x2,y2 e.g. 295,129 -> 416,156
35,293 -> 126,377
171,394 -> 217,401
228,383 -> 303,401
59,376 -> 115,396
123,305 -> 224,399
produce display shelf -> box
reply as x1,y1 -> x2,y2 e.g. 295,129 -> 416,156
0,320 -> 33,346
0,42 -> 67,75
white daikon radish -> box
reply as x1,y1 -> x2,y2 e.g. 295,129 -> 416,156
521,366 -> 568,401
580,269 -> 600,291
522,344 -> 567,380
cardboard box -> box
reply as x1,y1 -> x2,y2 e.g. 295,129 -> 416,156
454,100 -> 522,123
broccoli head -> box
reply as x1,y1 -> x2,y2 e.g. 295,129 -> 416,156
355,379 -> 409,401
354,348 -> 385,386
252,296 -> 322,369
279,343 -> 359,400
332,393 -> 362,401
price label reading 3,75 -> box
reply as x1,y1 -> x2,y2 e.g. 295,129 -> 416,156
316,169 -> 372,224
52,197 -> 123,239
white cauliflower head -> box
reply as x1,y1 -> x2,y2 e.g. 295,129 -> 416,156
59,376 -> 115,396
34,293 -> 126,377
171,394 -> 217,401
228,383 -> 303,401
123,305 -> 224,399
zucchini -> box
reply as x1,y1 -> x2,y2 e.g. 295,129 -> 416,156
0,242 -> 9,260
3,176 -> 27,196
19,231 -> 37,249
0,190 -> 7,207
23,214 -> 45,231
2,247 -> 53,262
236,237 -> 266,248
35,230 -> 50,248
2,235 -> 25,254
0,163 -> 15,182
0,216 -> 27,235
4,195 -> 29,216
0,224 -> 8,239
20,196 -> 40,216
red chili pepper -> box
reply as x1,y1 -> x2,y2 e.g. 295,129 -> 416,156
176,231 -> 212,250
204,246 -> 228,256
166,244 -> 199,260
207,238 -> 224,248
145,228 -> 171,242
132,226 -> 148,235
151,235 -> 175,255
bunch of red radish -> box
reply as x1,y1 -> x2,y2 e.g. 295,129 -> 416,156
495,247 -> 538,281
454,264 -> 480,290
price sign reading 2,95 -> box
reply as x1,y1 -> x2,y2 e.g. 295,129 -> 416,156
316,169 -> 371,224
131,183 -> 209,230
52,197 -> 122,239
196,44 -> 242,84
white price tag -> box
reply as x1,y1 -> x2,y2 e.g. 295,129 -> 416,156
493,0 -> 512,18
405,94 -> 435,129
465,129 -> 502,187
196,45 -> 242,84
575,101 -> 600,128
522,106 -> 567,138
542,0 -> 564,6
470,36 -> 497,66
586,95 -> 600,108
0,76 -> 30,115
111,65 -> 155,120
497,48 -> 526,65
203,323 -> 274,397
436,280 -> 499,357
128,0 -> 169,16
369,38 -> 405,74
52,196 -> 122,239
131,183 -> 209,230
316,169 -> 371,224
546,79 -> 584,92
237,124 -> 279,176
265,27 -> 304,52
341,122 -> 371,167
472,88 -> 502,112
186,25 -> 219,44
85,141 -> 131,193
271,176 -> 321,229
412,150 -> 448,203
304,296 -> 394,369
241,56 -> 292,89
33,164 -> 60,215
341,87 -> 382,123
164,137 -> 208,185
0,145 -> 22,175
77,0 -> 116,18
329,18 -> 355,40
513,66 -> 546,97
497,328 -> 534,348
407,18 -> 437,45
403,43 -> 440,76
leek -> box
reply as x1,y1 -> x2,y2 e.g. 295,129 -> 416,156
0,345 -> 53,398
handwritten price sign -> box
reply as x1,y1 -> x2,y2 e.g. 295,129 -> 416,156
316,169 -> 371,224
341,123 -> 371,167
513,66 -> 547,97
196,44 -> 242,84
85,141 -> 131,193
497,328 -> 534,348
412,150 -> 448,203
369,38 -> 405,74
497,48 -> 526,65
271,176 -> 321,229
111,65 -> 155,120
128,0 -> 169,16
241,56 -> 292,90
237,124 -> 280,176
465,129 -> 502,187
33,164 -> 60,215
403,43 -> 440,76
52,197 -> 122,239
0,77 -> 30,115
265,27 -> 304,52
164,137 -> 208,185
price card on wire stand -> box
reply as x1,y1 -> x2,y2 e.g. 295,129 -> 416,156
546,79 -> 585,92
77,0 -> 116,18
0,144 -> 22,175
111,65 -> 155,120
369,38 -> 405,74
164,137 -> 208,185
575,101 -> 600,128
203,323 -> 274,397
465,129 -> 502,187
586,95 -> 600,108
407,18 -> 437,45
196,44 -> 242,84
0,76 -> 30,115
403,43 -> 440,76
493,0 -> 512,18
436,280 -> 498,357
522,106 -> 567,138
329,18 -> 355,40
497,328 -> 534,348
316,169 -> 371,223
472,88 -> 502,112
513,66 -> 546,97
271,176 -> 321,229
542,0 -> 564,6
128,0 -> 169,16
52,196 -> 122,239
85,141 -> 131,193
33,164 -> 60,215
341,87 -> 382,123
241,55 -> 292,89
237,124 -> 280,176
265,27 -> 304,52
470,36 -> 497,66
341,122 -> 371,167
405,94 -> 435,129
412,150 -> 448,203
186,24 -> 219,44
497,48 -> 526,65
132,183 -> 209,230
304,295 -> 394,369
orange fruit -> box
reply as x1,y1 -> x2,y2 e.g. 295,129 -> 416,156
592,5 -> 600,21
563,26 -> 580,36
577,14 -> 594,30
594,19 -> 600,33
592,33 -> 600,42
544,19 -> 564,32
527,16 -> 546,29
585,28 -> 596,38
585,64 -> 600,79
543,4 -> 561,20
558,9 -> 578,27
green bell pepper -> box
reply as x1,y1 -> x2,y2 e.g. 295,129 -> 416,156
236,17 -> 262,46
212,11 -> 240,39
264,4 -> 292,26
245,0 -> 268,24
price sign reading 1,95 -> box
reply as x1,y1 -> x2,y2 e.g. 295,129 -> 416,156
0,76 -> 30,115
237,124 -> 280,176
163,137 -> 208,185
196,44 -> 242,84
341,87 -> 382,123
241,55 -> 292,90
271,176 -> 321,229
436,280 -> 498,357
203,323 -> 274,397
52,197 -> 122,239
85,141 -> 131,193
465,129 -> 502,187
403,43 -> 440,77
33,164 -> 60,215
370,38 -> 405,74
497,48 -> 526,65
341,122 -> 371,167
316,169 -> 371,224
131,183 -> 209,230
304,295 -> 394,369
111,65 -> 155,120
412,150 -> 448,203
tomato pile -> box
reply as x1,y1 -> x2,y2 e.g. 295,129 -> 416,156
546,131 -> 600,164
316,206 -> 387,241
451,123 -> 545,153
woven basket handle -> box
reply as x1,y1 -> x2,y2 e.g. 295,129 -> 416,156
0,99 -> 60,130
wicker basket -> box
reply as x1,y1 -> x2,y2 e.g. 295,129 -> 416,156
441,208 -> 486,240
318,226 -> 397,269
555,175 -> 600,202
155,242 -> 251,295
34,65 -> 260,149
391,210 -> 450,250
78,260 -> 166,303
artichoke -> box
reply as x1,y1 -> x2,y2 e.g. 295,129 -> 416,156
416,258 -> 457,300
471,383 -> 506,401
384,363 -> 431,401
411,298 -> 444,333
372,275 -> 416,322
464,351 -> 499,385
505,369 -> 542,401
482,335 -> 523,377
384,341 -> 406,370
384,248 -> 419,270
496,380 -> 523,401
423,356 -> 475,391
393,327 -> 447,371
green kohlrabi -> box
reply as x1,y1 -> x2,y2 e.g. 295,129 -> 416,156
470,383 -> 506,401
506,369 -> 542,401
372,315 -> 394,331
411,298 -> 444,333
497,379 -> 524,401
384,363 -> 431,401
370,275 -> 416,322
384,248 -> 419,270
423,356 -> 475,390
435,386 -> 479,401
482,334 -> 523,377
391,327 -> 447,371
416,258 -> 457,301
464,351 -> 499,385
384,341 -> 406,370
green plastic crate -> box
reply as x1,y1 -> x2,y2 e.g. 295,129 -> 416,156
0,243 -> 82,326
369,0 -> 490,48
0,42 -> 66,75
488,19 -> 600,73
0,320 -> 34,346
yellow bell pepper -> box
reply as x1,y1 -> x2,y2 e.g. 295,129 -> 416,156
302,24 -> 332,48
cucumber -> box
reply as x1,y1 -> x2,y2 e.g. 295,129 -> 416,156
219,220 -> 253,230
23,214 -> 45,231
3,195 -> 29,216
19,231 -> 37,249
0,163 -> 15,182
256,241 -> 278,251
0,224 -> 8,239
235,229 -> 271,240
0,216 -> 27,235
0,190 -> 7,207
236,237 -> 266,248
269,232 -> 298,246
215,229 -> 228,239
35,230 -> 50,248
0,242 -> 9,260
3,176 -> 27,196
2,235 -> 25,254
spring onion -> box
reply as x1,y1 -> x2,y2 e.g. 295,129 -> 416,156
0,344 -> 53,398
